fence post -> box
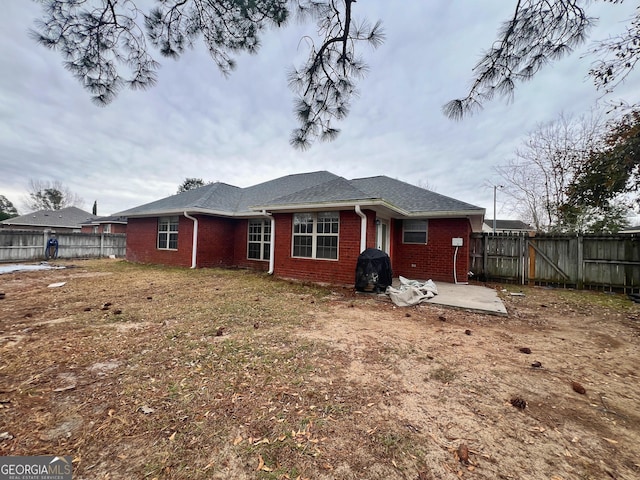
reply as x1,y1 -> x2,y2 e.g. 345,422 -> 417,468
528,238 -> 536,285
42,230 -> 48,260
576,234 -> 584,289
482,233 -> 488,280
519,234 -> 524,285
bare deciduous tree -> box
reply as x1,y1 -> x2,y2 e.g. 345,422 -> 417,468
494,112 -> 606,232
25,179 -> 85,211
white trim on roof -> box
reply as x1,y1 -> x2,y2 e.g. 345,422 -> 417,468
254,200 -> 484,218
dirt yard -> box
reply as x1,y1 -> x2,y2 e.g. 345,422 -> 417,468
1,259 -> 639,479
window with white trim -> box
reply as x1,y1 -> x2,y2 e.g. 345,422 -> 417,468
248,219 -> 271,261
403,219 -> 428,244
292,211 -> 339,259
103,223 -> 111,233
157,216 -> 179,250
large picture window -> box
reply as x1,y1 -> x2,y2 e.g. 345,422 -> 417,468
403,219 -> 428,244
157,216 -> 179,250
292,212 -> 339,260
248,219 -> 271,261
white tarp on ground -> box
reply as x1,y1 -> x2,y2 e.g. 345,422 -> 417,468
386,276 -> 438,307
0,263 -> 65,275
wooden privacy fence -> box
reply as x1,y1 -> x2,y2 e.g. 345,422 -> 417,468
470,232 -> 640,292
0,230 -> 126,262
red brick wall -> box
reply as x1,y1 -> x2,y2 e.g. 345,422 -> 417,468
126,212 -> 472,285
195,216 -> 237,267
271,209 -> 376,285
110,224 -> 127,234
365,210 -> 377,250
391,218 -> 472,283
126,215 -> 270,271
126,216 -> 194,267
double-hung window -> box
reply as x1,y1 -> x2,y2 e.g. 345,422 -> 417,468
248,219 -> 271,261
158,216 -> 179,250
293,212 -> 339,260
403,219 -> 428,244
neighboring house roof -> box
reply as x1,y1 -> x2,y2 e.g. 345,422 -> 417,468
619,225 -> 640,234
482,219 -> 534,231
81,215 -> 128,226
0,206 -> 97,229
116,171 -> 485,226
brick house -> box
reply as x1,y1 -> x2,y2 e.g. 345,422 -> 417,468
80,215 -> 128,234
116,171 -> 485,285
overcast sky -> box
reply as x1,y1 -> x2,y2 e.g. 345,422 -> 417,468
1,1 -> 639,219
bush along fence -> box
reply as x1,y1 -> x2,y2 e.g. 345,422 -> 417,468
470,232 -> 640,292
0,230 -> 126,262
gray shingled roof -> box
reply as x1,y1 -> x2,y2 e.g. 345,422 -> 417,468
1,206 -> 96,228
348,176 -> 482,214
236,171 -> 341,213
483,219 -> 533,230
118,182 -> 243,216
81,215 -> 128,225
118,171 -> 342,217
260,177 -> 372,206
116,171 -> 484,217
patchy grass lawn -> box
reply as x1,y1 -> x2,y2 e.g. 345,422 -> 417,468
1,259 -> 639,479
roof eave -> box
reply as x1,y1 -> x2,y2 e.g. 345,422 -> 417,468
2,223 -> 84,229
405,209 -> 486,218
254,201 -> 485,219
253,199 -> 394,213
120,204 -> 486,224
121,207 -> 238,218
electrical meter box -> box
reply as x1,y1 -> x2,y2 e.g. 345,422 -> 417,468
451,237 -> 463,247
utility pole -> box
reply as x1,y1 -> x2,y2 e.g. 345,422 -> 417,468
493,185 -> 503,234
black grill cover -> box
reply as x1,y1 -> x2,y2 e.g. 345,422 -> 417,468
355,248 -> 393,292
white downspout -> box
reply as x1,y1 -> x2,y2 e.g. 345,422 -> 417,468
183,212 -> 198,269
453,245 -> 469,285
354,205 -> 367,253
262,210 -> 275,274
